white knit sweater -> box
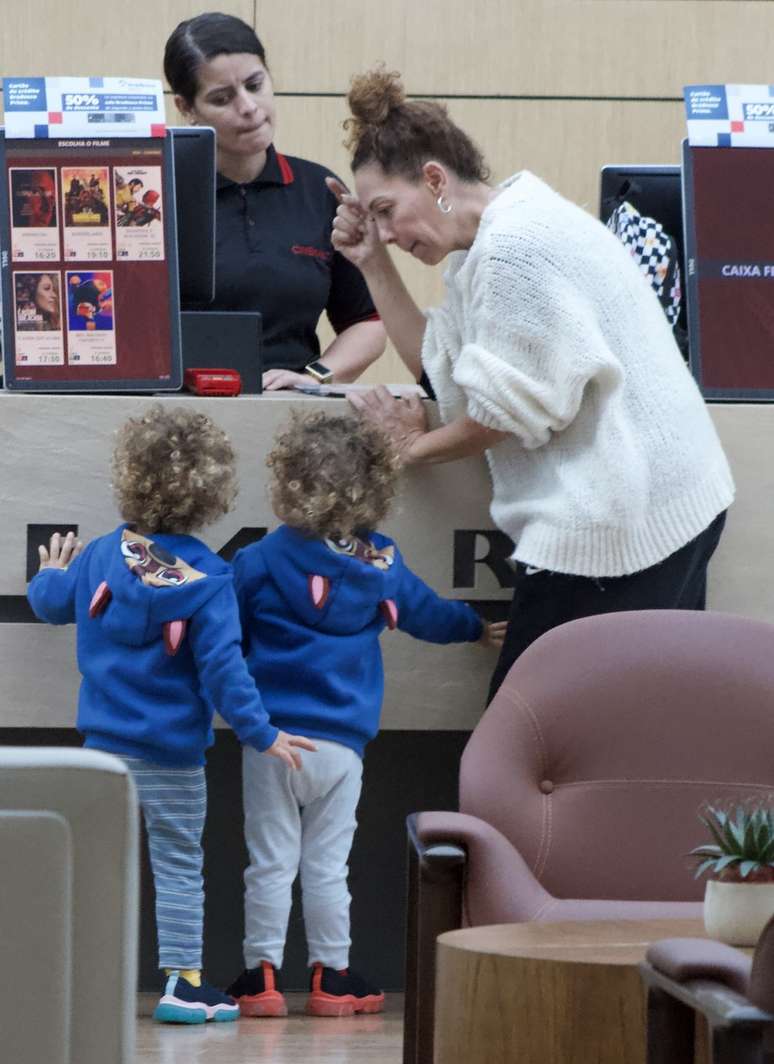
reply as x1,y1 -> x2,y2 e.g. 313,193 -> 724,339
422,172 -> 734,577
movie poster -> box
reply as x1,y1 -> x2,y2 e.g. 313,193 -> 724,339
65,269 -> 116,365
114,165 -> 165,262
9,168 -> 59,262
13,270 -> 65,365
61,167 -> 112,261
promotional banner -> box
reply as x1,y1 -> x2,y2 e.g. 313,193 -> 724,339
685,84 -> 774,147
3,77 -> 166,139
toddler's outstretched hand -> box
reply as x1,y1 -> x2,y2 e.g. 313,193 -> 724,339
266,730 -> 317,770
480,620 -> 507,648
38,530 -> 83,571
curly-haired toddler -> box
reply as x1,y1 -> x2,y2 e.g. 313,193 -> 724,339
27,404 -> 315,1025
226,410 -> 504,1017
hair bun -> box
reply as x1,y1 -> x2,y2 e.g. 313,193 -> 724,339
345,65 -> 405,146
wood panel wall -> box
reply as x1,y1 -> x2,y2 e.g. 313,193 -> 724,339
2,1 -> 772,381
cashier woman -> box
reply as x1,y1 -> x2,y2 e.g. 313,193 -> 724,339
164,11 -> 387,391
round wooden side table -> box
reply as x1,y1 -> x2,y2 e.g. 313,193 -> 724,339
434,918 -> 708,1064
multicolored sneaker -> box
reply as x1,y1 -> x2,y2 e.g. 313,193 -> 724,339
226,961 -> 288,1018
153,971 -> 240,1024
306,963 -> 385,1017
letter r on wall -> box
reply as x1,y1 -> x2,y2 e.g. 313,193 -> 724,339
453,530 -> 517,589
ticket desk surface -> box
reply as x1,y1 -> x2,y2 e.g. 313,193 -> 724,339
434,919 -> 710,1064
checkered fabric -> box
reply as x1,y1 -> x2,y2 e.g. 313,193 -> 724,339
607,201 -> 681,328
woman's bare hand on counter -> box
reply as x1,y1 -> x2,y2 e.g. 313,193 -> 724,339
262,369 -> 318,391
348,385 -> 428,463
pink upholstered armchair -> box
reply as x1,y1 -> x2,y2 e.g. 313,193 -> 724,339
404,610 -> 774,1064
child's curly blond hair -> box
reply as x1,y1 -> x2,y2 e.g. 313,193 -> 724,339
268,411 -> 400,540
111,404 -> 237,534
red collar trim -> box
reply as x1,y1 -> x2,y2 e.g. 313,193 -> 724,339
276,152 -> 294,186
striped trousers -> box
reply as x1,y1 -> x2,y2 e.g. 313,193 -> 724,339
123,757 -> 207,970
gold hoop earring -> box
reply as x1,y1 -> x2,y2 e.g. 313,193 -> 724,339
436,194 -> 453,214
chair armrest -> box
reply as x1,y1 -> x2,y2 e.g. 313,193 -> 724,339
640,960 -> 772,1030
407,811 -> 466,883
415,809 -> 552,924
750,911 -> 774,1012
404,812 -> 467,1064
642,919 -> 774,1034
646,937 -> 752,996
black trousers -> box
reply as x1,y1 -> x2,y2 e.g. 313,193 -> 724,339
487,510 -> 727,704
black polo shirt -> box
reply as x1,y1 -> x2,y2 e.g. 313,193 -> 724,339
210,145 -> 378,372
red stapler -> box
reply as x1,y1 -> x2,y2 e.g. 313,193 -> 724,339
184,367 -> 242,396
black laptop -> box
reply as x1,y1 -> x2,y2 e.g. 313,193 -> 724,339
181,310 -> 262,394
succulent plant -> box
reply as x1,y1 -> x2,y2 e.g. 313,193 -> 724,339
691,804 -> 774,882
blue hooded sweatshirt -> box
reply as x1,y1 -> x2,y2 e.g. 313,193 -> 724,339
233,526 -> 483,757
27,524 -> 278,766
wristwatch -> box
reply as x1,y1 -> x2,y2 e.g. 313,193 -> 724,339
304,360 -> 334,384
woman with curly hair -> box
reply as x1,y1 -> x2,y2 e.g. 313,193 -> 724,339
225,410 -> 504,1018
330,66 -> 734,701
27,404 -> 315,1025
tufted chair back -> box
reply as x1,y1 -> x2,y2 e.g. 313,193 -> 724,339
461,609 -> 774,905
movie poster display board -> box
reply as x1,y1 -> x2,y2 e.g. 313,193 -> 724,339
683,141 -> 774,400
0,133 -> 182,391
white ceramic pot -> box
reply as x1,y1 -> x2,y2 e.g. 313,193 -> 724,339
704,878 -> 774,946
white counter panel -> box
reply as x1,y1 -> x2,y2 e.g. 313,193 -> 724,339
0,394 -> 765,729
0,393 -> 502,729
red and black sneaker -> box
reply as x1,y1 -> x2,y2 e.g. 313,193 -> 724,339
306,962 -> 385,1017
226,961 -> 288,1017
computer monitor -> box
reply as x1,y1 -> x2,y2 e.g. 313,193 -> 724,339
599,164 -> 687,352
169,125 -> 216,307
599,164 -> 683,260
181,310 -> 262,393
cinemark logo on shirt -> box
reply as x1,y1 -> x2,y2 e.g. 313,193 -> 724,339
291,245 -> 331,261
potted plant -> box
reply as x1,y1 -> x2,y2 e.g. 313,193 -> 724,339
691,802 -> 774,946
